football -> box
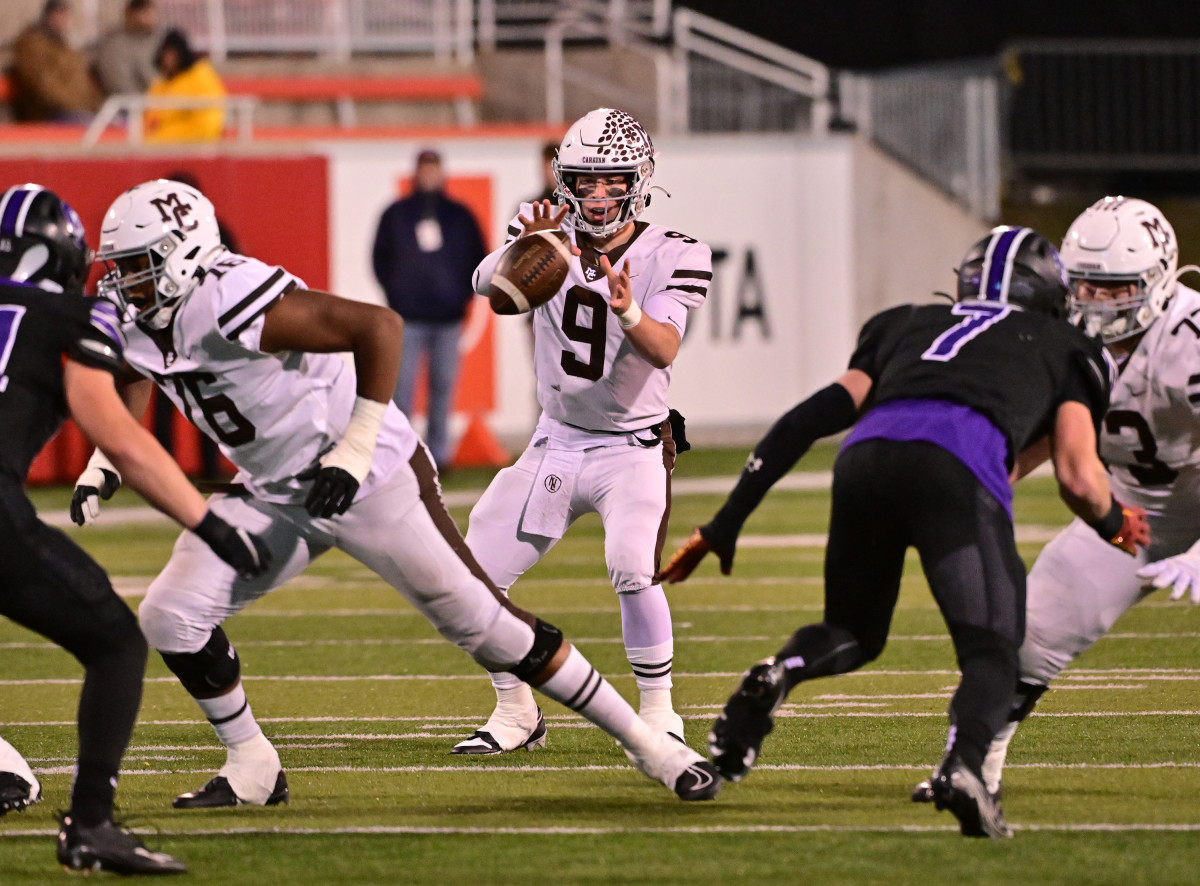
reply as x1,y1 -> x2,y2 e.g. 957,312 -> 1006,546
487,230 -> 572,314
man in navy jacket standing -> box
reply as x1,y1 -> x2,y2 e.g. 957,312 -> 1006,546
372,149 -> 487,471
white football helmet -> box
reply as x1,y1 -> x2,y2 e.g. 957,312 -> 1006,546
96,179 -> 223,330
1061,196 -> 1178,343
552,108 -> 657,237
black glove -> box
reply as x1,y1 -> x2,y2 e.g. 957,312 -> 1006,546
303,465 -> 360,518
193,511 -> 272,580
70,467 -> 121,526
700,523 -> 737,574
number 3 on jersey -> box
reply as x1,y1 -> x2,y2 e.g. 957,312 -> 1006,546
922,302 -> 1012,362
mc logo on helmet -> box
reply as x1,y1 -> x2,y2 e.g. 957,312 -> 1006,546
149,193 -> 198,232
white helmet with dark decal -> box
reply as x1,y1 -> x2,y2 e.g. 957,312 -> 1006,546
1061,196 -> 1178,343
552,108 -> 657,236
97,179 -> 223,330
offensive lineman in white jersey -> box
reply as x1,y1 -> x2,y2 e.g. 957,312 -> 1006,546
912,196 -> 1200,803
73,178 -> 721,806
451,108 -> 711,754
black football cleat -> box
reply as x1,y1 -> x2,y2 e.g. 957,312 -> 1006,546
673,759 -> 722,801
173,770 -> 289,809
708,657 -> 786,782
911,779 -> 935,803
930,754 -> 1012,839
0,772 -> 40,816
450,709 -> 547,755
913,776 -> 1000,805
56,815 -> 187,875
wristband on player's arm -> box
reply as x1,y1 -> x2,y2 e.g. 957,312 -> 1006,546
703,382 -> 860,547
1086,500 -> 1127,541
1086,498 -> 1149,555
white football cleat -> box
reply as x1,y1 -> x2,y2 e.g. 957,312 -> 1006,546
451,707 -> 547,755
624,730 -> 721,801
174,734 -> 287,809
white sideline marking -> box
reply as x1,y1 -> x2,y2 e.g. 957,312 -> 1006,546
3,821 -> 1199,839
19,760 -> 1200,778
8,666 -> 1200,687
5,632 -> 1198,652
37,473 -> 849,531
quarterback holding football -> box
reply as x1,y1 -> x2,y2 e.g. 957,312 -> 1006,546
454,108 -> 711,755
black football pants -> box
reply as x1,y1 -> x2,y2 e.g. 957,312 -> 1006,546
778,439 -> 1024,773
0,483 -> 147,826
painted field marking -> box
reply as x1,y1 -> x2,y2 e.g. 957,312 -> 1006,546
4,821 -> 1199,839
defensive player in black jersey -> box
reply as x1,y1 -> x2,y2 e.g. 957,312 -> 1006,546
0,184 -> 270,875
656,226 -> 1151,839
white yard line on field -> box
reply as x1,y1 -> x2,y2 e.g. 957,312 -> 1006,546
7,667 -> 1200,687
16,760 -> 1200,778
9,632 -> 1196,652
3,822 -> 1198,838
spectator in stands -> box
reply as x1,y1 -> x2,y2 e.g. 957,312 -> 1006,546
94,0 -> 161,98
144,28 -> 226,143
372,149 -> 487,472
10,0 -> 102,123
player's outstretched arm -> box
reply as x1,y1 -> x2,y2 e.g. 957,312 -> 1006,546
260,288 -> 402,517
64,360 -> 271,578
1051,400 -> 1150,555
656,369 -> 871,584
71,376 -> 167,525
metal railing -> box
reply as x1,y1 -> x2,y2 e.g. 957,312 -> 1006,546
543,6 -> 833,134
82,94 -> 258,147
839,65 -> 1001,221
543,1 -> 669,127
666,8 -> 831,134
77,0 -> 474,64
478,0 -> 669,49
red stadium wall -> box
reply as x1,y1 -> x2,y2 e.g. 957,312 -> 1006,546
0,156 -> 329,483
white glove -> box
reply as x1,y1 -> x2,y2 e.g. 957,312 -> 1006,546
1138,548 -> 1200,604
70,450 -> 122,526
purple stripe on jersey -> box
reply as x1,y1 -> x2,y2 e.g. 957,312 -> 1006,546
983,227 -> 1021,301
89,300 -> 125,350
842,398 -> 1013,517
0,189 -> 29,238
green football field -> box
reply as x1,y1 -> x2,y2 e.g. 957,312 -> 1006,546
2,444 -> 1198,884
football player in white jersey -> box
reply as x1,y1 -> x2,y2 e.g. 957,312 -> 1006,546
450,108 -> 710,754
912,196 -> 1200,803
73,178 -> 721,807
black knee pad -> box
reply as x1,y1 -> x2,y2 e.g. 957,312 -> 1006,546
508,619 -> 565,683
1009,679 -> 1049,722
159,627 -> 241,699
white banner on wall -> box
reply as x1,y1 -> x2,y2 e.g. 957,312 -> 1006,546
325,134 -> 864,441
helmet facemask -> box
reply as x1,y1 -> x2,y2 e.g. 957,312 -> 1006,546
1061,196 -> 1178,344
553,108 -> 657,237
98,233 -> 188,331
1067,270 -> 1164,344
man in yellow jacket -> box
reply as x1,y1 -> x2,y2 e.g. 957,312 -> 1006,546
145,29 -> 226,142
